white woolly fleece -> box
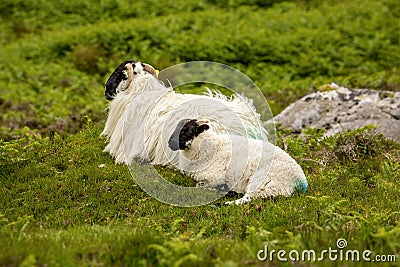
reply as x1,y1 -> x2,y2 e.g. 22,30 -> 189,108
177,129 -> 308,205
101,74 -> 268,166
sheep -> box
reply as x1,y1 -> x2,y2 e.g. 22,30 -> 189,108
101,60 -> 268,167
168,119 -> 308,205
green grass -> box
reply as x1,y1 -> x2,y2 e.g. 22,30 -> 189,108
1,0 -> 400,266
1,124 -> 399,266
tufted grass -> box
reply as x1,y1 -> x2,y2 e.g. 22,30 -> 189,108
1,123 -> 399,266
1,0 -> 400,266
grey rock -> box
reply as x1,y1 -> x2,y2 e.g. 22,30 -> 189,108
273,83 -> 400,141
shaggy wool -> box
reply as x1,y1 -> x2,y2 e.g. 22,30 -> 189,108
102,63 -> 268,167
169,119 -> 308,205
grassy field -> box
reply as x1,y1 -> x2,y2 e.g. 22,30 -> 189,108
1,0 -> 400,266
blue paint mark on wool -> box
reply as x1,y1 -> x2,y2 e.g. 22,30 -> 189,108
295,180 -> 308,193
244,123 -> 268,141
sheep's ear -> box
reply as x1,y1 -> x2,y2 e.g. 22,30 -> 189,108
105,60 -> 136,100
197,124 -> 209,134
196,119 -> 210,134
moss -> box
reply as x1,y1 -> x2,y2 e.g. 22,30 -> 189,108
317,84 -> 337,92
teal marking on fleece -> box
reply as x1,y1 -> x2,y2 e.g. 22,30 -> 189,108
244,123 -> 268,141
295,179 -> 308,193
247,131 -> 265,140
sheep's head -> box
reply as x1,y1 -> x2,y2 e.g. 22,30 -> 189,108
168,119 -> 210,151
104,60 -> 158,100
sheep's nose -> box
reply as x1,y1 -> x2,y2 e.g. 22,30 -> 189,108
168,136 -> 180,151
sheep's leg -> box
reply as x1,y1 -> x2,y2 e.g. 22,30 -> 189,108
223,180 -> 290,205
224,193 -> 252,205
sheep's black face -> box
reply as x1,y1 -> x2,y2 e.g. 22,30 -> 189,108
104,60 -> 157,100
168,119 -> 210,151
105,60 -> 137,100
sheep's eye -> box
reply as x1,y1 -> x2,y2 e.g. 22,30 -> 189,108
122,70 -> 128,79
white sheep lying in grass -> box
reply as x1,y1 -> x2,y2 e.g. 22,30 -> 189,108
168,119 -> 308,205
102,60 -> 308,205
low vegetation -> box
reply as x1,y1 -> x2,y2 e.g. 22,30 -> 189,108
1,0 -> 399,266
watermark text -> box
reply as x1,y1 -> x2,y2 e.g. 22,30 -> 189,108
257,238 -> 397,263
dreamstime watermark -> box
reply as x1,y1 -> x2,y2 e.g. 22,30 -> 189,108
257,238 -> 397,263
